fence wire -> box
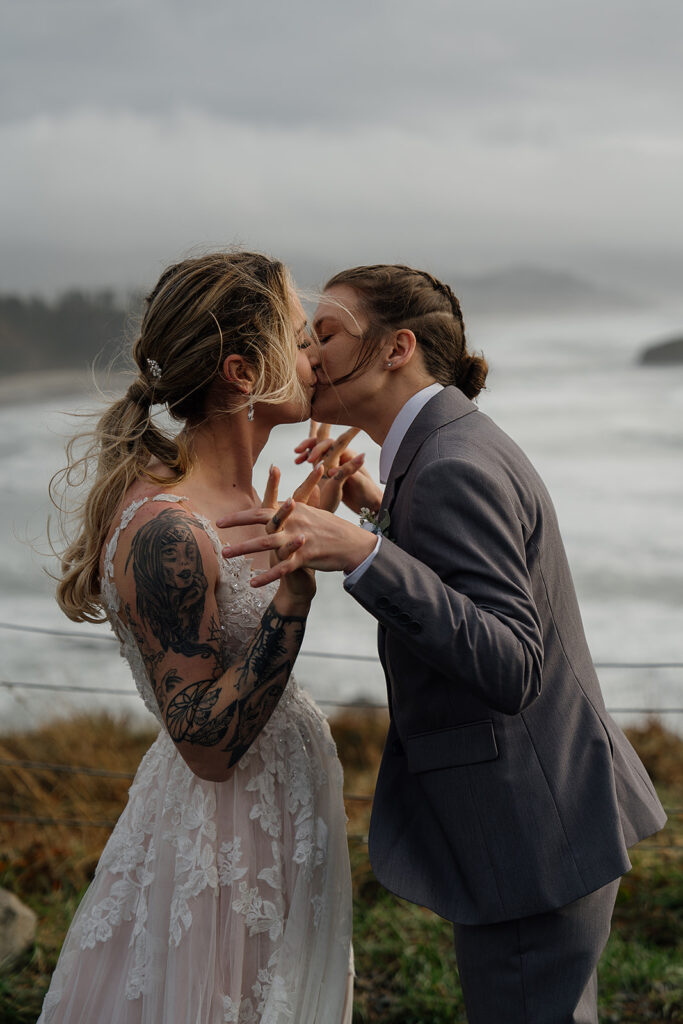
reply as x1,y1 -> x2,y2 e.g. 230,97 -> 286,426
2,620 -> 683,671
1,616 -> 683,714
0,755 -> 374,804
1,676 -> 682,715
0,815 -> 678,852
1,619 -> 681,848
0,756 -> 680,815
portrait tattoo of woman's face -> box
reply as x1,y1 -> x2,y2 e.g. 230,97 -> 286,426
125,509 -> 215,660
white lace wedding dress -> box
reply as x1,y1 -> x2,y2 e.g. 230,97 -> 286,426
38,495 -> 354,1024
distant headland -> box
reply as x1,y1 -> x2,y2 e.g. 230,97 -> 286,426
0,290 -> 138,378
0,267 -> 647,380
638,335 -> 683,366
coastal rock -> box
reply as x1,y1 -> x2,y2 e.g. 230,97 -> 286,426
0,888 -> 37,973
638,335 -> 683,365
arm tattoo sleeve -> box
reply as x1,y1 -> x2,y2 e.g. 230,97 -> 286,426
125,508 -> 216,660
124,512 -> 228,715
165,601 -> 306,768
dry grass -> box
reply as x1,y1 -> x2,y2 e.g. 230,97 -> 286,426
329,707 -> 389,839
625,718 -> 683,792
0,713 -> 156,895
0,710 -> 681,1023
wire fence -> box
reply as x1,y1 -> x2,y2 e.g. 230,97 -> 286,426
1,619 -> 681,847
1,755 -> 680,815
2,620 -> 683,712
2,618 -> 683,668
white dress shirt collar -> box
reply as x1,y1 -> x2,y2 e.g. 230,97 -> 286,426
379,383 -> 444,484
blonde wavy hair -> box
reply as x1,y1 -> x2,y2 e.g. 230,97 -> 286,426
51,250 -> 305,623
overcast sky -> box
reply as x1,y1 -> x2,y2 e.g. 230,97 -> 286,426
2,0 -> 682,299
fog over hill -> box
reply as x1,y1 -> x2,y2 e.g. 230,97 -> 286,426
290,261 -> 645,315
0,265 -> 650,377
453,266 -> 644,314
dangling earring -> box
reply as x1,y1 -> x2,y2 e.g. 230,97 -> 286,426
247,394 -> 254,421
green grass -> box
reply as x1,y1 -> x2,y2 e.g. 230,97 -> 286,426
0,713 -> 681,1023
0,885 -> 85,1024
598,847 -> 683,1023
347,847 -> 683,1023
349,844 -> 467,1023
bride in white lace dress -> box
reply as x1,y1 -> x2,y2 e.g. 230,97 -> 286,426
39,252 -> 356,1024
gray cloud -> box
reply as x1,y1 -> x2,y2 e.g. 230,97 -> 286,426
2,0 -> 682,297
3,0 -> 682,129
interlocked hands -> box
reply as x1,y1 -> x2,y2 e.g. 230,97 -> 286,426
294,420 -> 383,516
217,421 -> 379,588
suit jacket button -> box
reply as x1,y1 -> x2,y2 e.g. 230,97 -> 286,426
408,620 -> 422,634
389,603 -> 400,615
398,612 -> 412,625
377,596 -> 390,610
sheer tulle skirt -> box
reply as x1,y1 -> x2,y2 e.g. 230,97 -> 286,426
38,688 -> 353,1024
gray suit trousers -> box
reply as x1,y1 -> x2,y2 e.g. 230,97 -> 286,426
452,878 -> 621,1024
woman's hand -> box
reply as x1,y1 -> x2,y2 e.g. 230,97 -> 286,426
330,449 -> 384,517
218,499 -> 377,587
260,466 -> 316,611
295,420 -> 384,516
294,421 -> 358,470
293,420 -> 367,513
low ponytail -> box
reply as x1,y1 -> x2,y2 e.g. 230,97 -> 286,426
53,384 -> 192,623
51,249 -> 302,623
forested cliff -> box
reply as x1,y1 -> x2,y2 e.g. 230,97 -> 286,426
0,292 -> 138,375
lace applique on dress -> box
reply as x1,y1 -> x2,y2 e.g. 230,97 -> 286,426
38,491 -> 353,1024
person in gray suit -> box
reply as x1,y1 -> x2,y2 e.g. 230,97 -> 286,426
218,264 -> 667,1023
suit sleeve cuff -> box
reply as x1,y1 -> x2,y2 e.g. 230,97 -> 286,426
343,534 -> 382,587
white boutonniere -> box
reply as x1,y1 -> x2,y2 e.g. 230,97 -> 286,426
359,507 -> 391,537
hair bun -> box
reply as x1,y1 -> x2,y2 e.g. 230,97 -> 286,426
457,353 -> 488,400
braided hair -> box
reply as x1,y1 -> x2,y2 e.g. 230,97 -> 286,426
324,264 -> 487,400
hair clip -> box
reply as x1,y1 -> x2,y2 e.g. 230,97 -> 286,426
147,358 -> 162,382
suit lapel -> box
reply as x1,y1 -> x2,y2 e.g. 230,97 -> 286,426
380,386 -> 478,516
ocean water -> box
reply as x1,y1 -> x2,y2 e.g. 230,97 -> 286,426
1,305 -> 682,734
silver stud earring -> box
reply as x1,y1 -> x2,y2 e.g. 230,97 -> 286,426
247,394 -> 254,421
386,361 -> 392,368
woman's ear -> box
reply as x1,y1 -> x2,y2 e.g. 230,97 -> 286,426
222,354 -> 255,393
385,328 -> 418,369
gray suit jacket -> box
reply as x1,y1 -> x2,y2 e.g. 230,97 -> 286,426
346,386 -> 666,926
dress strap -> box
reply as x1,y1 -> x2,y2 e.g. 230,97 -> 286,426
113,492 -> 189,534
